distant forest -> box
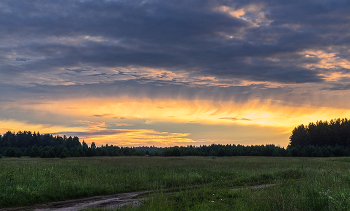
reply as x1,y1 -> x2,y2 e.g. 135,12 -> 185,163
2,118 -> 350,158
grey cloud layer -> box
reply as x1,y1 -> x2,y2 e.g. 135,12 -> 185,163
1,0 -> 350,85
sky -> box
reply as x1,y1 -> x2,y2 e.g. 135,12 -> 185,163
1,0 -> 350,147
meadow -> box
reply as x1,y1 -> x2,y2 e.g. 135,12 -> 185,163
1,156 -> 350,210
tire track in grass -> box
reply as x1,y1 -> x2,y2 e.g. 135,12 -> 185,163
0,191 -> 147,211
231,184 -> 276,191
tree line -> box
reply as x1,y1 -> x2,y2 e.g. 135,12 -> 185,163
2,118 -> 350,158
157,144 -> 350,157
0,131 -> 144,158
289,118 -> 350,147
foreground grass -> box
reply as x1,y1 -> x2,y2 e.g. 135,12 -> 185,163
1,156 -> 350,210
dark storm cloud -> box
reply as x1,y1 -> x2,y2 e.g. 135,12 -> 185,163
1,0 -> 350,83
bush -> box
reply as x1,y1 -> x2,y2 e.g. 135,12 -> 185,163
60,151 -> 67,158
41,151 -> 50,158
5,148 -> 16,157
15,150 -> 22,158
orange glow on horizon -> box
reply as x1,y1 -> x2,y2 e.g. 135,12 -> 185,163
81,129 -> 193,147
2,97 -> 350,147
0,119 -> 85,135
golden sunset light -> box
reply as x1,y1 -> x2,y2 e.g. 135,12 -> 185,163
2,95 -> 350,147
1,0 -> 350,148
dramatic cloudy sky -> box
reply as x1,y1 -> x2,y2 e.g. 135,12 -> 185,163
1,0 -> 350,147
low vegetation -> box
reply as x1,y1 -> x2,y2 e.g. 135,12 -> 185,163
1,156 -> 350,210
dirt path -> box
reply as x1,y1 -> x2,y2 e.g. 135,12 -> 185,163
1,184 -> 276,211
0,191 -> 147,211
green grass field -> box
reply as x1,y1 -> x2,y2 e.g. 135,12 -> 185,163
1,156 -> 350,210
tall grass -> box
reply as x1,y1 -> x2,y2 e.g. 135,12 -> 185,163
111,157 -> 350,211
1,156 -> 350,210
